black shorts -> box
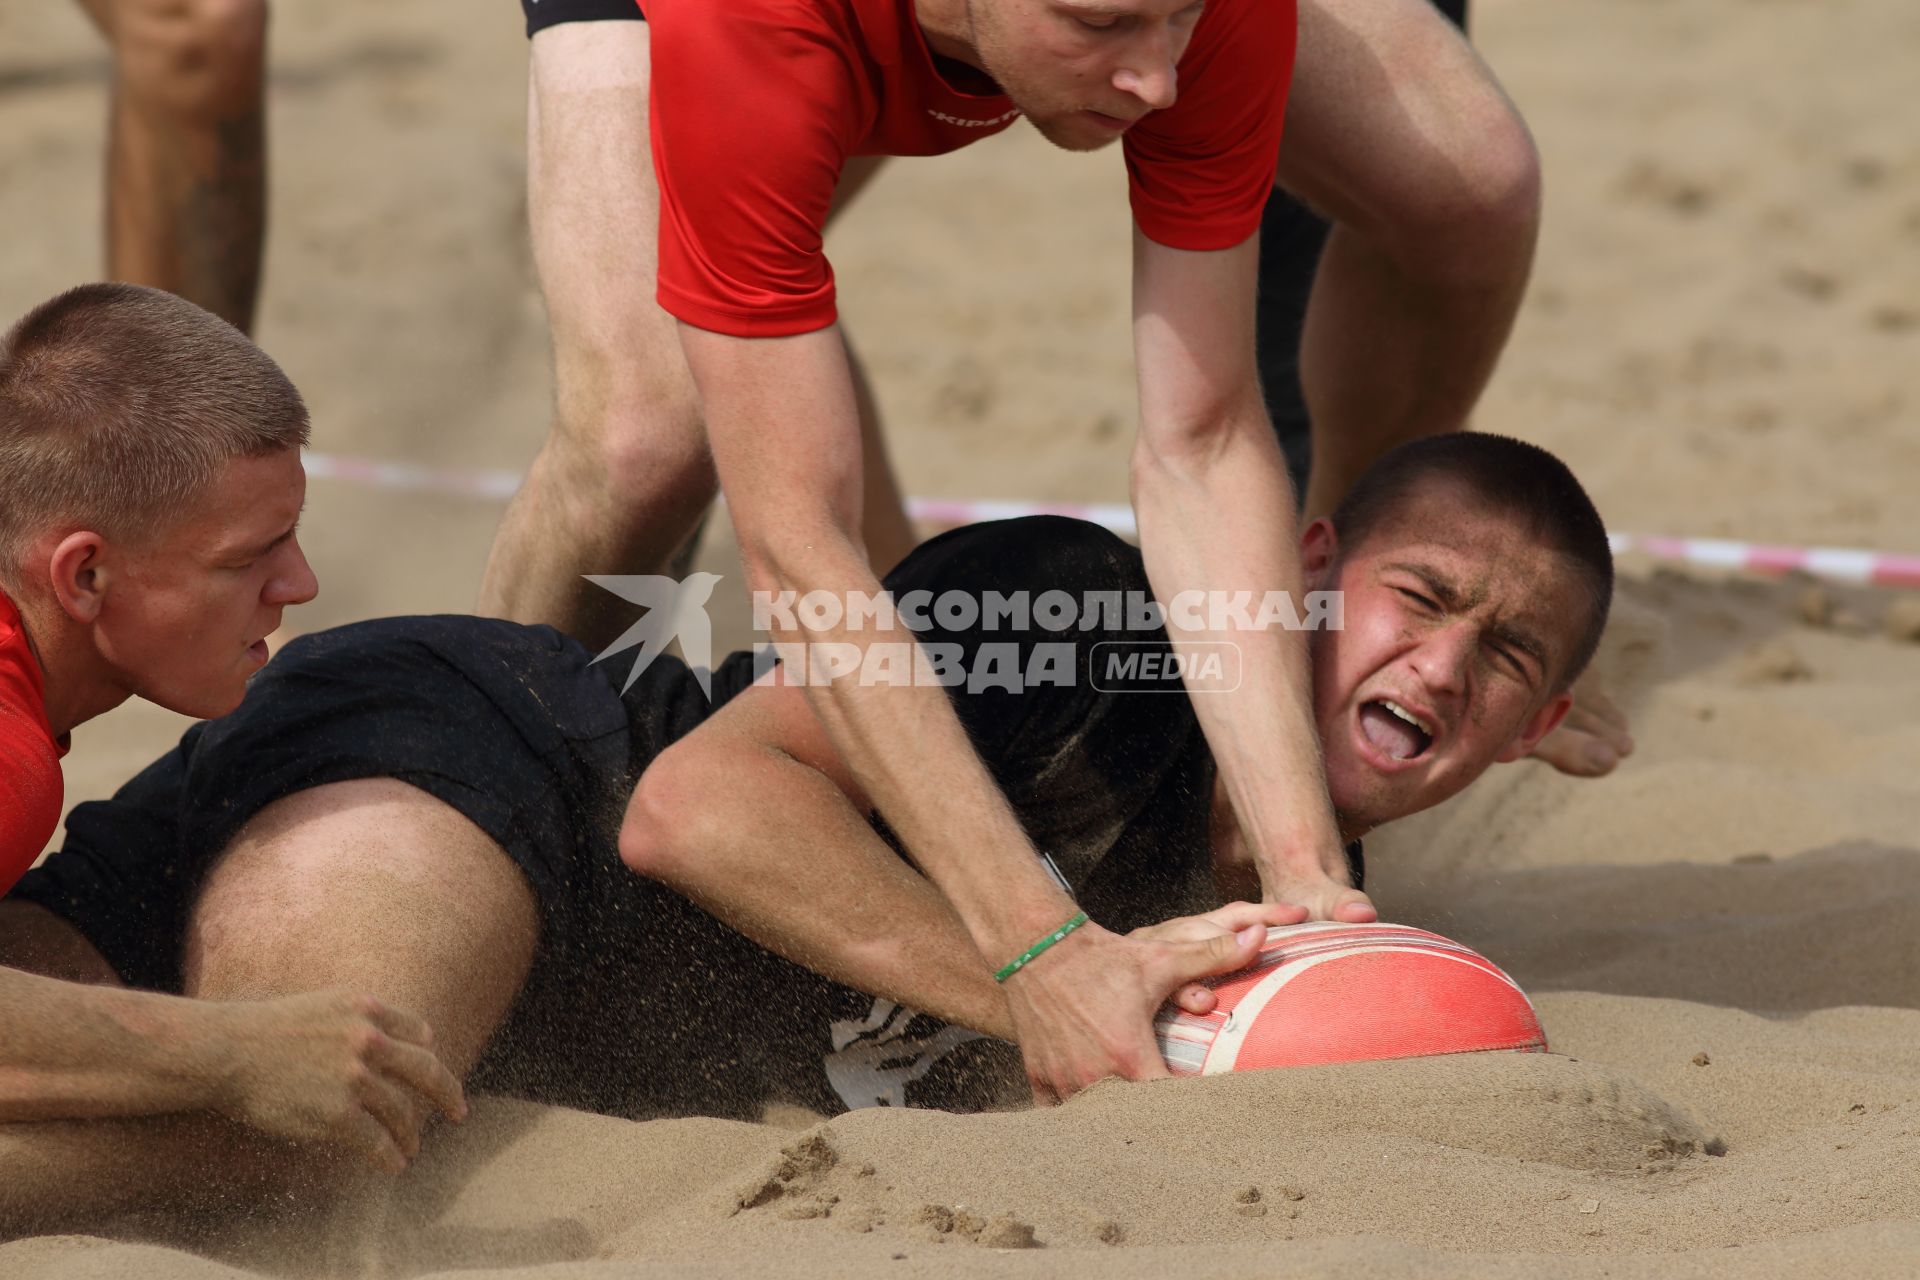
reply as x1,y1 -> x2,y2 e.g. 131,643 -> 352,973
522,0 -> 643,39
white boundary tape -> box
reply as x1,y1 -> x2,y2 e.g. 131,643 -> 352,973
301,449 -> 1920,590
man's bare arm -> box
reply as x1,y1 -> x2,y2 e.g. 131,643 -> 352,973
619,681 -> 1300,1044
674,321 -> 1286,1099
622,683 -> 1016,1040
0,957 -> 235,1123
1129,231 -> 1374,922
0,904 -> 462,1168
679,325 -> 1069,961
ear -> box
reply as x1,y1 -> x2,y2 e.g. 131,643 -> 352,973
47,531 -> 109,624
1494,689 -> 1573,764
1300,517 -> 1339,587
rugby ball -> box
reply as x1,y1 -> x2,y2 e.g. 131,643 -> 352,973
1155,921 -> 1547,1075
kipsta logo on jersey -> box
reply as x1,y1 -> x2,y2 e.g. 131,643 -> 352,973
927,106 -> 1023,128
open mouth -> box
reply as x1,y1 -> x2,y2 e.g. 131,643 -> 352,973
1358,698 -> 1434,763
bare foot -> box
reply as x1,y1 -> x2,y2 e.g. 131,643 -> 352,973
1529,679 -> 1634,777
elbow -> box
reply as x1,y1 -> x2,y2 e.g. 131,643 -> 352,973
618,748 -> 701,883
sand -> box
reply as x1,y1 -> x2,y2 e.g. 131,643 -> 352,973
2,0 -> 1918,1274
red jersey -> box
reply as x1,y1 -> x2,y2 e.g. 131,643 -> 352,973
647,0 -> 1295,337
1,587 -> 64,894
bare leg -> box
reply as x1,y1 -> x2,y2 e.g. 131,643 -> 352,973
0,779 -> 538,1238
479,24 -> 714,646
79,0 -> 267,333
478,28 -> 910,643
1278,0 -> 1541,522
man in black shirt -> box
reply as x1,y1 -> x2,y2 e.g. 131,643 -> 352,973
622,431 -> 1613,1104
0,433 -> 1610,1227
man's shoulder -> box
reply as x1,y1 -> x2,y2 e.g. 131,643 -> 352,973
888,517 -> 1143,598
0,592 -> 57,760
0,701 -> 63,892
647,0 -> 864,57
0,702 -> 61,778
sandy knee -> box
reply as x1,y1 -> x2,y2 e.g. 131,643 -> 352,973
112,0 -> 266,117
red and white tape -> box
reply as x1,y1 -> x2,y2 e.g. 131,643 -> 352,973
301,449 -> 1920,590
1605,534 -> 1920,589
303,451 -> 524,502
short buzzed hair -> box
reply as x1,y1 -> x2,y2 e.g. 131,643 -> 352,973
0,283 -> 308,583
1330,432 -> 1614,689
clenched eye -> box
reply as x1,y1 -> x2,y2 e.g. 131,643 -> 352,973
1395,587 -> 1438,612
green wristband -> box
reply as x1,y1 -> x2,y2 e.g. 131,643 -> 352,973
993,911 -> 1090,983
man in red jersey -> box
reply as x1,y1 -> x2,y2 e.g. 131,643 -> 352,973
480,0 -> 1543,1102
0,286 -> 314,890
0,284 -> 465,1174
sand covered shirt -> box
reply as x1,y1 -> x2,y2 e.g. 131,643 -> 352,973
645,0 -> 1295,335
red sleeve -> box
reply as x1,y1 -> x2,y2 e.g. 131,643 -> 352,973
0,711 -> 62,895
1123,0 -> 1295,252
648,1 -> 865,337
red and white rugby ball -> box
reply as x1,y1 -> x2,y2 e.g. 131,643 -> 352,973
1155,921 -> 1547,1075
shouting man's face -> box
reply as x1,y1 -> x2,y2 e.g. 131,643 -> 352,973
965,0 -> 1204,151
1305,484 -> 1589,836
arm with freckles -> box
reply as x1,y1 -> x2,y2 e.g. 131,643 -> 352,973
1128,230 -> 1374,922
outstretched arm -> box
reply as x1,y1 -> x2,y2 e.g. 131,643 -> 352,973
1130,230 -> 1375,922
621,682 -> 1015,1040
622,679 -> 1307,1060
0,902 -> 463,1168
